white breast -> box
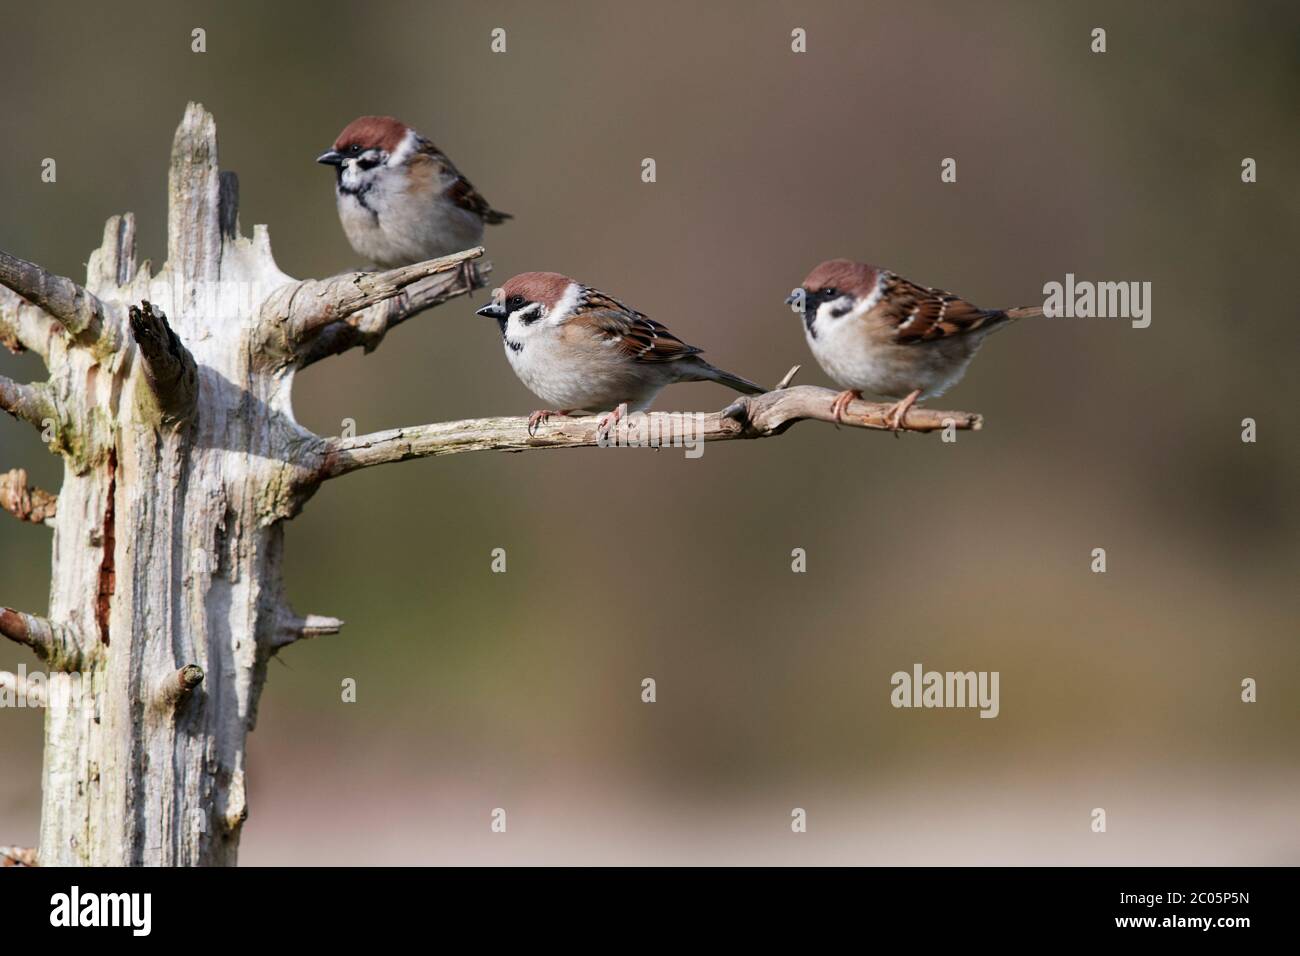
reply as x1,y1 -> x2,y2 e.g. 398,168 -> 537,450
805,309 -> 979,400
335,172 -> 484,267
504,328 -> 663,412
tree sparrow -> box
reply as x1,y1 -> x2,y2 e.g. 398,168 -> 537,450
316,115 -> 511,267
788,259 -> 1041,429
475,272 -> 765,434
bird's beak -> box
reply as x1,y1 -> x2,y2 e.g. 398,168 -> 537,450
476,302 -> 507,320
315,150 -> 344,166
784,289 -> 802,306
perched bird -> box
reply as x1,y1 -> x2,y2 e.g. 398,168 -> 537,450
788,259 -> 1041,429
476,272 -> 765,433
316,115 -> 510,267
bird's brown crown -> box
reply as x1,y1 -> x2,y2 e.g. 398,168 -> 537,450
500,272 -> 575,307
801,259 -> 880,297
332,115 -> 410,153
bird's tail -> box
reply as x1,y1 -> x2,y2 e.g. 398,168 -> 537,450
1003,305 -> 1045,320
690,360 -> 766,395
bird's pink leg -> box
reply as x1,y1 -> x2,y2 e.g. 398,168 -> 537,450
527,409 -> 576,436
596,403 -> 629,437
882,389 -> 922,432
456,259 -> 478,296
829,390 -> 862,425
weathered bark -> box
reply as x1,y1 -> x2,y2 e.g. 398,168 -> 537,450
1,104 -> 980,866
0,104 -> 487,865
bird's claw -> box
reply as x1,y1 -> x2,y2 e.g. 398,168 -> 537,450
881,389 -> 922,433
528,410 -> 552,437
527,409 -> 575,437
596,403 -> 629,439
456,259 -> 478,295
829,390 -> 860,427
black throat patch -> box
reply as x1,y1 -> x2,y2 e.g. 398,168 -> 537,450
803,307 -> 818,339
337,178 -> 377,218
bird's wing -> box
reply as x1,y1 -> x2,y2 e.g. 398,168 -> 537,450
875,271 -> 1008,344
570,289 -> 703,364
414,137 -> 512,223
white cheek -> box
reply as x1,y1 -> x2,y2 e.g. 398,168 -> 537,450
809,296 -> 854,335
507,307 -> 544,339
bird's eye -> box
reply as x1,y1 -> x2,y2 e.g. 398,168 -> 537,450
347,144 -> 362,155
507,295 -> 525,309
822,288 -> 837,298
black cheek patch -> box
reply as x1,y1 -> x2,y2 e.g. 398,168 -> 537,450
803,308 -> 818,338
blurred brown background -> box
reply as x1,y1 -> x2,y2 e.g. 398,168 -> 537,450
1,0 -> 1297,864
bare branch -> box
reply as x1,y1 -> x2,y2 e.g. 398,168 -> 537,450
0,249 -> 117,347
0,608 -> 83,670
0,468 -> 57,525
0,375 -> 53,430
128,302 -> 198,424
0,670 -> 46,706
0,846 -> 38,867
267,246 -> 485,350
154,664 -> 204,711
297,258 -> 491,368
272,612 -> 343,650
314,385 -> 982,481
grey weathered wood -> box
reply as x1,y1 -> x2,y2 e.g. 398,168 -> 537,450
0,103 -> 487,865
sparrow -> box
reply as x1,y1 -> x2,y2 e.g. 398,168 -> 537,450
475,272 -> 766,434
316,115 -> 510,267
787,259 -> 1041,429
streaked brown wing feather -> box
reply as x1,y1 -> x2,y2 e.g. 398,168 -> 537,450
416,137 -> 511,223
577,289 -> 703,364
878,272 -> 1007,344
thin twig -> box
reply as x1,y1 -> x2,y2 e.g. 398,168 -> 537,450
0,846 -> 38,867
155,664 -> 204,711
0,468 -> 57,525
272,612 -> 344,650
